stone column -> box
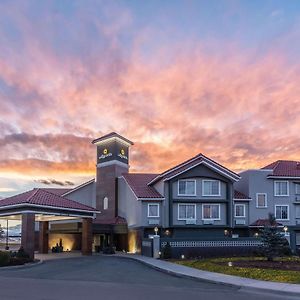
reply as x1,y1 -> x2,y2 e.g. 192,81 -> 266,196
39,221 -> 49,254
21,213 -> 35,260
82,218 -> 92,255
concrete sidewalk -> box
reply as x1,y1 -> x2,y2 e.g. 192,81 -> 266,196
116,253 -> 300,295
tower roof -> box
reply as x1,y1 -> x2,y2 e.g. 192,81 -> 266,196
92,132 -> 134,146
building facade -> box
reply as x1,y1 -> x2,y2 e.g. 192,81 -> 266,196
234,160 -> 300,252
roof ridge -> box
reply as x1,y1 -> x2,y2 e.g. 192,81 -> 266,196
26,188 -> 40,203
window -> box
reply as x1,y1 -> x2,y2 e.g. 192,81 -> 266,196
296,206 -> 300,218
256,193 -> 267,208
202,204 -> 220,220
202,180 -> 220,196
275,205 -> 289,220
274,181 -> 289,196
235,204 -> 246,218
147,204 -> 159,217
103,197 -> 108,210
295,183 -> 300,195
178,204 -> 196,220
178,180 -> 196,196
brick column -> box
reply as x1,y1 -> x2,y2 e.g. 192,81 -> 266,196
39,221 -> 49,254
21,213 -> 35,260
82,218 -> 92,255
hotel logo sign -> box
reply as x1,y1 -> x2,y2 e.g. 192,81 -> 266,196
99,148 -> 112,160
118,148 -> 128,160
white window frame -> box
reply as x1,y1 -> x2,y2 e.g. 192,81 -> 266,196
177,179 -> 196,196
274,181 -> 289,196
177,204 -> 196,220
295,183 -> 300,195
147,203 -> 160,218
256,193 -> 267,208
234,204 -> 246,218
275,204 -> 289,221
202,180 -> 221,196
202,204 -> 221,220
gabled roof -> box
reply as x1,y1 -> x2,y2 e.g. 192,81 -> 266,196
233,190 -> 251,200
0,189 -> 98,213
62,179 -> 95,196
92,132 -> 134,146
40,188 -> 73,196
94,216 -> 127,225
148,153 -> 240,185
262,160 -> 300,178
250,219 -> 283,228
122,173 -> 164,199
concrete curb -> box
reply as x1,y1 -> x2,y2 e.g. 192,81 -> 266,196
115,254 -> 300,297
0,260 -> 43,271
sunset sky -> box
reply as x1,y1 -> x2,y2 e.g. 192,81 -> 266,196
1,0 -> 300,198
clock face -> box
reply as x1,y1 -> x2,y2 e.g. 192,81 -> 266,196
103,148 -> 108,155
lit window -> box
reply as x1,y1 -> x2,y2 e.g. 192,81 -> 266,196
274,181 -> 289,196
275,205 -> 289,220
202,204 -> 220,220
202,180 -> 220,196
235,204 -> 245,217
178,180 -> 196,196
256,193 -> 267,208
148,204 -> 159,217
178,204 -> 196,220
103,197 -> 108,210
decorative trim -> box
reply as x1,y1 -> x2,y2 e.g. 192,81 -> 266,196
97,160 -> 129,168
161,240 -> 262,248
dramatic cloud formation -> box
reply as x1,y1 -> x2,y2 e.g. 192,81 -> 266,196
0,0 -> 300,196
34,179 -> 75,186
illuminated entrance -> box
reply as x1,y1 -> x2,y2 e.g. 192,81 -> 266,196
0,189 -> 99,259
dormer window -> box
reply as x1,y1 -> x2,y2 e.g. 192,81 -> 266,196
202,180 -> 220,196
178,180 -> 196,196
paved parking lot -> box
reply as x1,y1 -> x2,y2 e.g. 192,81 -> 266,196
0,256 -> 298,300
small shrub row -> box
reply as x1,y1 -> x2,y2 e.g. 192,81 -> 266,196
0,247 -> 32,267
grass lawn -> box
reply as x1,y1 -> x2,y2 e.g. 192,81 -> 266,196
175,257 -> 300,283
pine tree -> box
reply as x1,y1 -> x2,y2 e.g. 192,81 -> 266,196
259,213 -> 291,261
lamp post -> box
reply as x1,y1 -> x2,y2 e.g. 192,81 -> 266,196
154,227 -> 159,236
5,219 -> 9,250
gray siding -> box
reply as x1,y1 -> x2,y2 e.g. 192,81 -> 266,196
235,170 -> 300,226
118,177 -> 142,228
64,181 -> 96,208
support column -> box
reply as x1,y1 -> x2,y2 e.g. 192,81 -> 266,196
39,221 -> 49,254
82,218 -> 92,255
21,213 -> 35,260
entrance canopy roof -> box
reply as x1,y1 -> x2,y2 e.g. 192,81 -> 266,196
0,189 -> 99,219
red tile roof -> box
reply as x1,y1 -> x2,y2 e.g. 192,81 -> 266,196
149,153 -> 240,185
250,219 -> 283,227
262,160 -> 300,177
0,189 -> 98,212
40,188 -> 73,196
234,190 -> 251,200
122,173 -> 164,199
92,132 -> 134,145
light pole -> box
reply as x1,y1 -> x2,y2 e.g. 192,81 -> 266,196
5,219 -> 9,250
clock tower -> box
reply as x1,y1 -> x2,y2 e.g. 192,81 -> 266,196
92,132 -> 134,221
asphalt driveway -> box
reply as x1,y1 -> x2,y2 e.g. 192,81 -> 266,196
0,256 -> 298,300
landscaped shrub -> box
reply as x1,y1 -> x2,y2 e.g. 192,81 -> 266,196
0,251 -> 11,266
161,242 -> 172,259
103,246 -> 115,254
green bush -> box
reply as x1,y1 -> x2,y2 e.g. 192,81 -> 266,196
0,251 -> 11,266
161,242 -> 172,259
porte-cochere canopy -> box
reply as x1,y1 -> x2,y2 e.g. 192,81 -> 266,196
0,189 -> 99,259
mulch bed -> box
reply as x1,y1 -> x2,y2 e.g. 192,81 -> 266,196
217,260 -> 300,271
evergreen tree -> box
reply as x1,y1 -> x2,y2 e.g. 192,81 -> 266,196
259,213 -> 291,261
